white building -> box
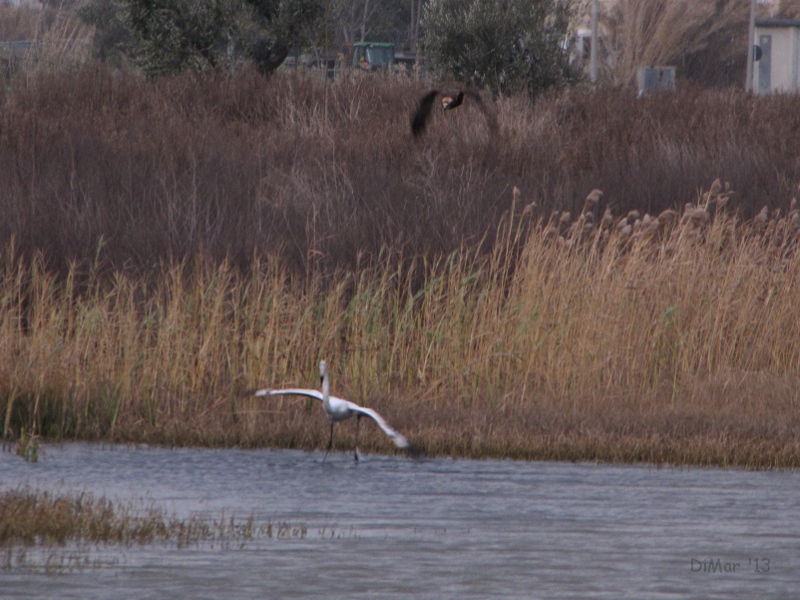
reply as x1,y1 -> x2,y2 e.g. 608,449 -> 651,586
753,19 -> 800,93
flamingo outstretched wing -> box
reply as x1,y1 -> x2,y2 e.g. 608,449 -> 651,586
346,402 -> 409,449
255,388 -> 323,402
252,360 -> 410,459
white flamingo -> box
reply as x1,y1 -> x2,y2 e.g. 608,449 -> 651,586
253,360 -> 409,462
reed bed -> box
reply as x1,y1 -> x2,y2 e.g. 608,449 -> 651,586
3,66 -> 800,279
1,486 -> 314,570
2,185 -> 800,467
3,66 -> 800,466
0,486 -> 256,547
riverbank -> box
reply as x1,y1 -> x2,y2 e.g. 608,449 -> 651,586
3,192 -> 800,467
3,69 -> 800,467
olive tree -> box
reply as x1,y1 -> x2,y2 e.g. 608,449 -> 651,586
421,0 -> 578,95
79,0 -> 324,76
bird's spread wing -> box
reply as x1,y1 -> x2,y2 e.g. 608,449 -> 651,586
463,89 -> 498,135
253,387 -> 409,450
346,402 -> 409,448
254,388 -> 323,402
411,90 -> 439,137
410,88 -> 496,137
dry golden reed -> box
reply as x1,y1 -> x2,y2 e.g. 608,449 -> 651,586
2,184 -> 800,467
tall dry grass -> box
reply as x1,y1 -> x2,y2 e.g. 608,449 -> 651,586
3,65 -> 800,280
3,185 -> 800,466
599,0 -> 800,88
3,66 -> 800,465
1,486 -> 310,570
0,3 -> 92,72
600,0 -> 748,87
597,0 -> 800,88
0,4 -> 46,41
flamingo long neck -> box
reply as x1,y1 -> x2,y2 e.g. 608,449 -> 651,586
321,365 -> 332,412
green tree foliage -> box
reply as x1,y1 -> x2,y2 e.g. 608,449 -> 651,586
331,0 -> 409,45
421,0 -> 578,95
78,0 -> 138,66
79,0 -> 324,76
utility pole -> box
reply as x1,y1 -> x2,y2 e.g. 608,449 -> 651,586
590,0 -> 598,84
745,0 -> 756,91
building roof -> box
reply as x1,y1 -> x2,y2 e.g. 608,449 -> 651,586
755,19 -> 800,28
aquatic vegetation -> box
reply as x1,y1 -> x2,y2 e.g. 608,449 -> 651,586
15,427 -> 39,463
1,186 -> 800,467
1,486 -> 266,547
2,67 -> 800,466
0,486 -> 330,570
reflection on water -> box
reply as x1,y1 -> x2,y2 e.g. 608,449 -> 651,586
2,444 -> 798,599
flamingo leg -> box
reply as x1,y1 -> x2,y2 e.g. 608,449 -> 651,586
354,414 -> 363,463
323,421 -> 334,462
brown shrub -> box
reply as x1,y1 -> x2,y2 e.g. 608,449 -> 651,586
2,65 -> 800,281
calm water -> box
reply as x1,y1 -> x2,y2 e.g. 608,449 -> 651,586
1,443 -> 798,599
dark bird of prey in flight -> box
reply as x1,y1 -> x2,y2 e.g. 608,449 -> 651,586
410,88 -> 496,137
